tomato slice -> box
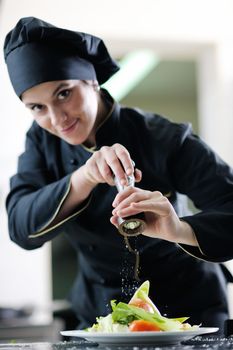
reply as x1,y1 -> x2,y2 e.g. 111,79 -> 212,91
129,320 -> 161,332
129,298 -> 154,313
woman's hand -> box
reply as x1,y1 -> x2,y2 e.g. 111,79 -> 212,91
61,144 -> 141,224
111,187 -> 198,246
82,143 -> 141,187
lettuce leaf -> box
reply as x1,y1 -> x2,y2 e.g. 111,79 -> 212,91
129,280 -> 161,315
87,313 -> 129,333
111,302 -> 189,331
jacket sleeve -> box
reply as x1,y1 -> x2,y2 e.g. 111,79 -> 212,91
169,124 -> 233,262
6,124 -> 90,250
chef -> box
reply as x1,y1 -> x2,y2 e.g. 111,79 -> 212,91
3,16 -> 233,332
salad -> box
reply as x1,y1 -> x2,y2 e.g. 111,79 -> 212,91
87,280 -> 199,333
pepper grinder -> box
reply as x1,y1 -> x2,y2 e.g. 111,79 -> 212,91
114,165 -> 146,237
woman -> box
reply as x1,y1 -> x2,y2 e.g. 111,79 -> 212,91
4,16 -> 233,331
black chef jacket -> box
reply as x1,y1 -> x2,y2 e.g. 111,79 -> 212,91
6,93 -> 233,330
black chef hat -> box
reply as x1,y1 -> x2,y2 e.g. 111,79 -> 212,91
4,17 -> 120,97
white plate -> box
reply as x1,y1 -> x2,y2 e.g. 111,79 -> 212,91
61,327 -> 219,346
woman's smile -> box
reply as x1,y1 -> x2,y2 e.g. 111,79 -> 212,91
60,119 -> 79,134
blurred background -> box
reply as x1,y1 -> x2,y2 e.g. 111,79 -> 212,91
0,0 -> 233,342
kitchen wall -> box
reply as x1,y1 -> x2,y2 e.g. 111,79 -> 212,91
0,0 -> 233,320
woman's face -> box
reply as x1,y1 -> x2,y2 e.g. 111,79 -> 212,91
22,80 -> 99,145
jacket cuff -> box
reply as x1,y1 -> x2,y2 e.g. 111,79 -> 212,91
29,178 -> 92,238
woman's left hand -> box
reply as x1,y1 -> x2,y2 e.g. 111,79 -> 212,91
111,187 -> 198,246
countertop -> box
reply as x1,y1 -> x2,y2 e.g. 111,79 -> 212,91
1,335 -> 233,350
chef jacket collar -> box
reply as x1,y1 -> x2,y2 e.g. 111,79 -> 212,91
94,90 -> 121,148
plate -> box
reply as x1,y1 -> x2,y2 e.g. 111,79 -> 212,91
61,327 -> 219,346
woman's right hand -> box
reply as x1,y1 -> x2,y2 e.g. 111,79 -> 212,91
82,143 -> 142,187
53,144 -> 141,226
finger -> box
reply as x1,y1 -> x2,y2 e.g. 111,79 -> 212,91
134,168 -> 142,183
112,191 -> 148,216
113,188 -> 151,213
109,157 -> 127,186
110,215 -> 118,227
112,186 -> 140,208
113,191 -> 165,215
114,144 -> 134,176
131,197 -> 172,217
101,147 -> 128,186
96,158 -> 115,185
113,204 -> 143,218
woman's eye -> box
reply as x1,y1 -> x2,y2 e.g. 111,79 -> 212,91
31,104 -> 43,113
58,89 -> 70,100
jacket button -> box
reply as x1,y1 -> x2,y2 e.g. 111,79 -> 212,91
70,159 -> 78,165
100,278 -> 106,285
89,245 -> 95,251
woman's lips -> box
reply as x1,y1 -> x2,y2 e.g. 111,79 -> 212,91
61,119 -> 79,134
